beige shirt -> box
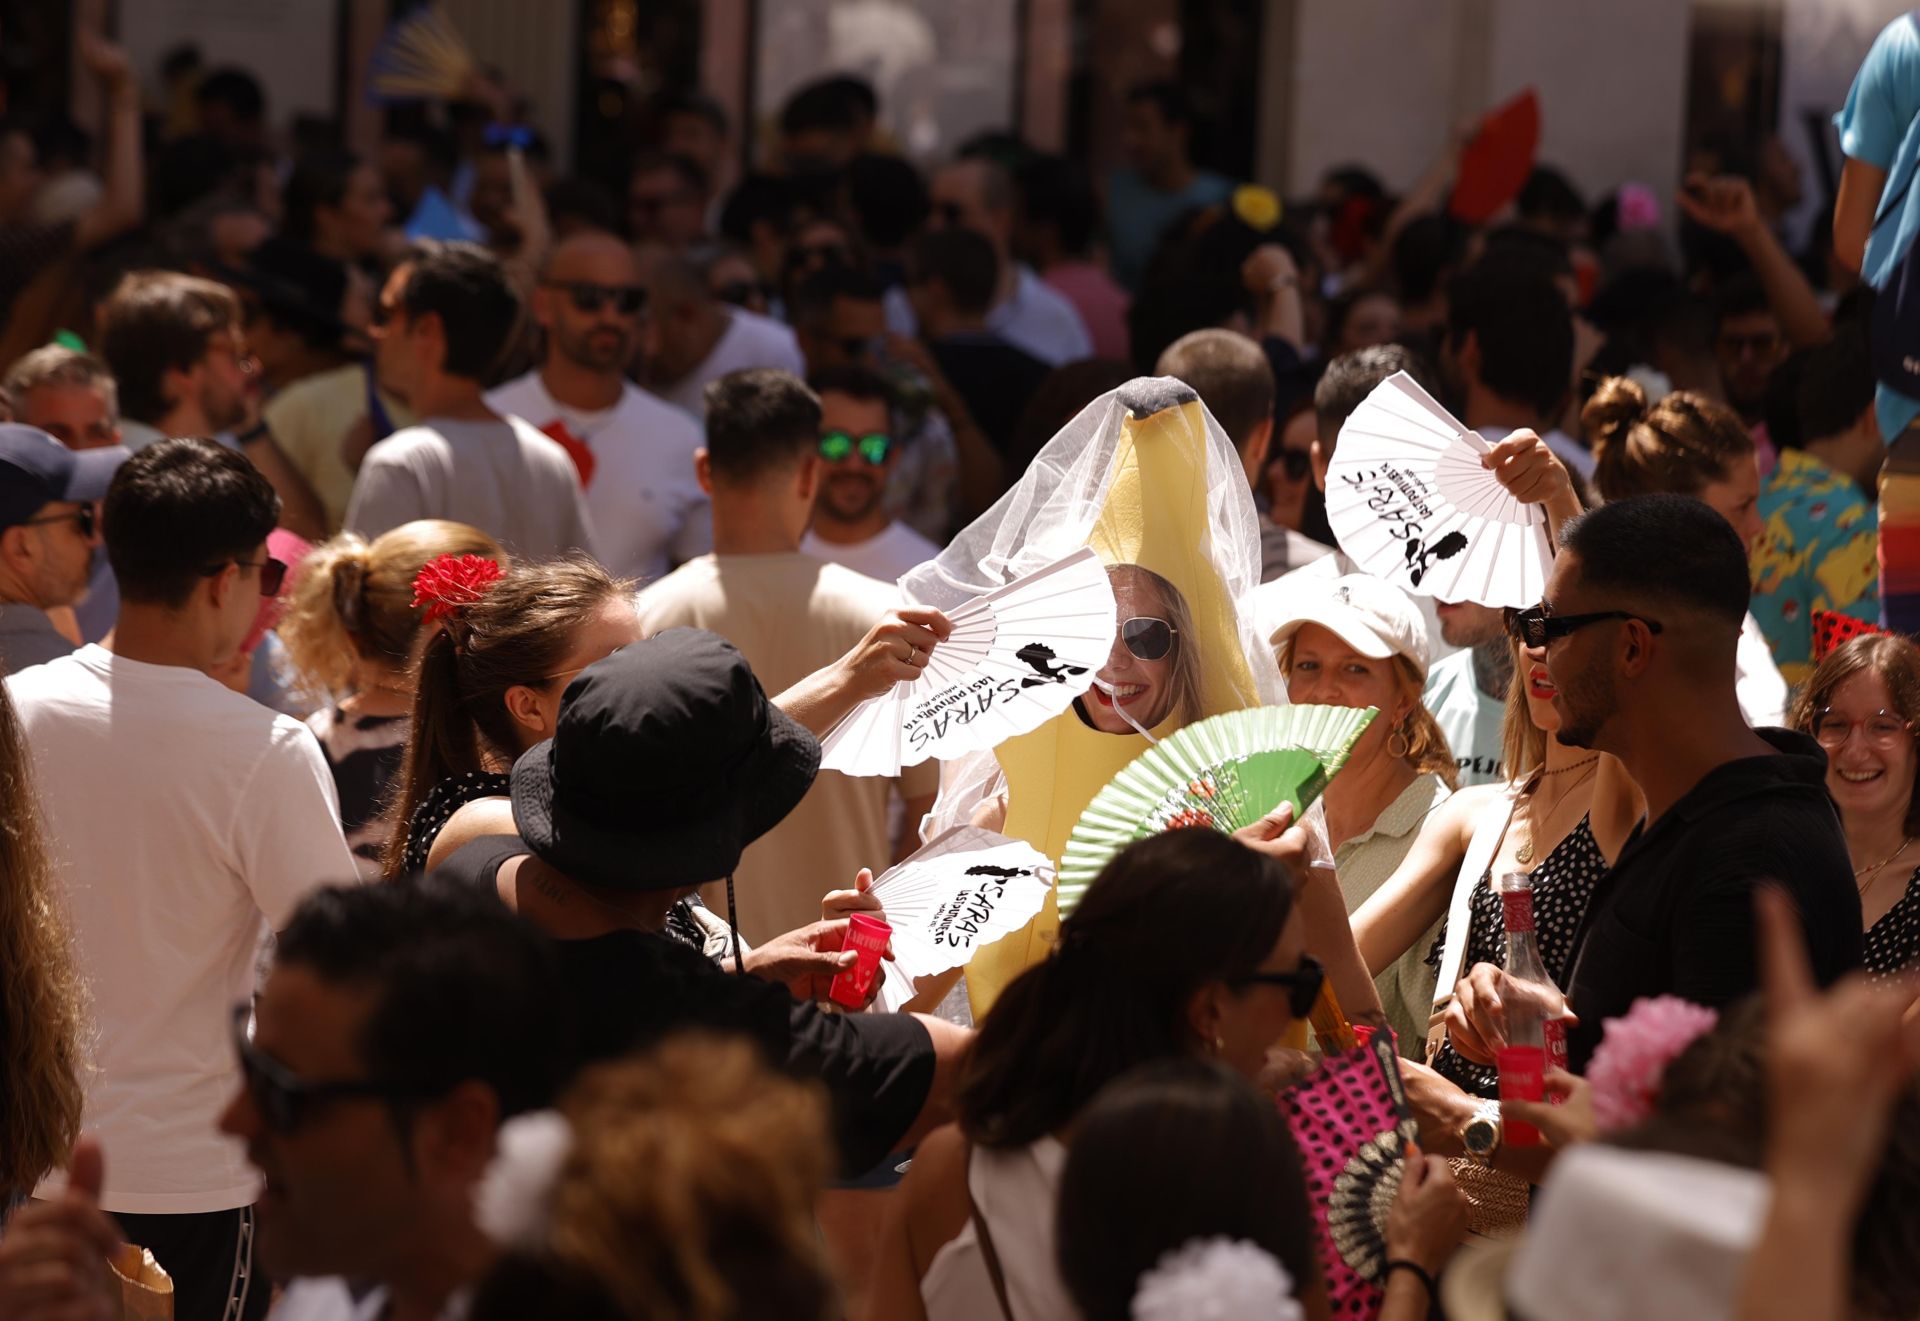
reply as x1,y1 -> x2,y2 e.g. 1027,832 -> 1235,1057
634,552 -> 940,942
1336,771 -> 1453,1058
262,364 -> 414,532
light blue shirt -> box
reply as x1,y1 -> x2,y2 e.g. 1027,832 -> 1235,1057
884,265 -> 1092,367
1836,13 -> 1920,442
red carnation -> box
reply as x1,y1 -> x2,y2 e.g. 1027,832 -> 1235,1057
412,553 -> 504,623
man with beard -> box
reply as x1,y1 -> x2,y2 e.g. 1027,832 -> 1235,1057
489,232 -> 708,580
1422,600 -> 1512,786
799,365 -> 937,582
1445,494 -> 1859,1072
0,426 -> 123,674
97,270 -> 328,539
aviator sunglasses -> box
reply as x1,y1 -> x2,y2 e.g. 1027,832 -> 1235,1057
1121,616 -> 1178,662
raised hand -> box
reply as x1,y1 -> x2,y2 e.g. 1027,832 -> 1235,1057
1480,429 -> 1572,505
1676,173 -> 1761,239
840,607 -> 952,699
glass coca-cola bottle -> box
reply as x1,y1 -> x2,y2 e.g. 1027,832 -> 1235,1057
1494,871 -> 1574,1145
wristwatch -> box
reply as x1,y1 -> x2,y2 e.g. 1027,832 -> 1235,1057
1461,1099 -> 1503,1167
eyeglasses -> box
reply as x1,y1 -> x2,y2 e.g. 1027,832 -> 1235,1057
1717,330 -> 1783,360
230,1003 -> 428,1134
202,555 -> 288,596
543,281 -> 646,317
1506,604 -> 1663,650
819,430 -> 893,465
1121,616 -> 1178,662
1811,708 -> 1915,750
1231,954 -> 1327,1020
22,503 -> 96,539
1274,449 -> 1312,482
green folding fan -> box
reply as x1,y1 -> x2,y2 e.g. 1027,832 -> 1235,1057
1057,704 -> 1378,917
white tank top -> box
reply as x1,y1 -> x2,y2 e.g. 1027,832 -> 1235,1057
920,1137 -> 1074,1321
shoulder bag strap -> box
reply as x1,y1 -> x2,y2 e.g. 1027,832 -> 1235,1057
963,1141 -> 1018,1321
1425,787 -> 1522,1060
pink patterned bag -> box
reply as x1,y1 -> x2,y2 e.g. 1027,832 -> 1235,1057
1279,1031 -> 1417,1318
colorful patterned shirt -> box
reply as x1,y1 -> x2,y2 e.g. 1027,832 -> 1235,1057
1750,449 -> 1879,685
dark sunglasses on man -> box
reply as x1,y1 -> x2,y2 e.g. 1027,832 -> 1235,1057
1505,603 -> 1663,650
231,1003 -> 428,1134
819,429 -> 893,466
202,554 -> 288,596
1120,615 -> 1178,662
543,280 -> 647,317
1230,953 -> 1327,1019
22,501 -> 97,539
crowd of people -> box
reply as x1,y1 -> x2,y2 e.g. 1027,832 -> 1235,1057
0,19 -> 1917,1321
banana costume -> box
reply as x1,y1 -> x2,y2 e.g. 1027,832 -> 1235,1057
903,378 -> 1282,1017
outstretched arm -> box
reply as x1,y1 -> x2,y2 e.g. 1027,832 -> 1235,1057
773,607 -> 953,736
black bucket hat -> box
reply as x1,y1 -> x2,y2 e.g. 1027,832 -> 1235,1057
510,627 -> 821,892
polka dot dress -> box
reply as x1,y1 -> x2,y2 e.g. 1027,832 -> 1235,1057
400,771 -> 511,875
1428,814 -> 1607,1098
1865,866 -> 1920,978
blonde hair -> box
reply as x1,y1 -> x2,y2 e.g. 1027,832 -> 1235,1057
1109,563 -> 1206,729
1501,636 -> 1549,785
0,682 -> 86,1198
1583,376 -> 1754,502
1276,640 -> 1459,790
473,1034 -> 835,1321
279,520 -> 505,701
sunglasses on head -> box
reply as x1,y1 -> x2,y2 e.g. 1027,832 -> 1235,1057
1274,449 -> 1312,482
22,502 -> 96,539
1505,603 -> 1663,649
819,430 -> 893,465
1121,616 -> 1177,662
231,1003 -> 428,1134
543,280 -> 646,316
1231,954 -> 1327,1019
202,555 -> 288,596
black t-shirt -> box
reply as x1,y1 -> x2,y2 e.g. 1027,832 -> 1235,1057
928,332 -> 1052,454
436,836 -> 936,1175
1564,728 -> 1863,1069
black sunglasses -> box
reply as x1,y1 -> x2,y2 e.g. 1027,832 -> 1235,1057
1121,616 -> 1178,662
1506,603 -> 1663,650
1231,954 -> 1327,1019
543,280 -> 646,317
203,555 -> 288,596
1274,449 -> 1312,482
23,502 -> 97,539
231,1004 -> 429,1134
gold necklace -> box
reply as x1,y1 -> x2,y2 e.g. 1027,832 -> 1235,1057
1514,758 -> 1601,866
1855,836 -> 1915,895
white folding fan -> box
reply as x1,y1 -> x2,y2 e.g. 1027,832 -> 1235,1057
1324,371 -> 1554,609
821,546 -> 1117,776
866,826 -> 1055,1013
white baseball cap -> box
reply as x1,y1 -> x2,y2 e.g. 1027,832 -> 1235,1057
1265,573 -> 1431,680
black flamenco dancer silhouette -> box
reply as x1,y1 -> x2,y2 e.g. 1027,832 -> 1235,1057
1015,642 -> 1089,688
963,864 -> 1030,880
1405,530 -> 1470,587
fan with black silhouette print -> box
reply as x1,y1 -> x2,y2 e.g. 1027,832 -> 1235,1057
820,547 -> 1117,776
1324,371 -> 1554,609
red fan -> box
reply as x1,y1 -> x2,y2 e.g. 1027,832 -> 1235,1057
1450,89 -> 1541,224
1281,995 -> 1415,1317
1812,609 -> 1889,662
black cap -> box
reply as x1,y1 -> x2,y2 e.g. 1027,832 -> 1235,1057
0,425 -> 129,529
217,236 -> 351,344
511,628 -> 821,891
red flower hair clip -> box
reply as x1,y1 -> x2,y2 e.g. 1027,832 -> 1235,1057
412,553 -> 503,623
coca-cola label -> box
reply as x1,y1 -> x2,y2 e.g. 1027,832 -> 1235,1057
1500,888 -> 1536,933
1497,1045 -> 1546,1146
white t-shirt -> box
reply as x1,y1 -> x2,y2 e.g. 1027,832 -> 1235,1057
885,264 -> 1094,367
1423,647 -> 1506,786
1738,610 -> 1790,728
9,646 -> 358,1213
344,413 -> 599,562
800,521 -> 940,585
1246,549 -> 1460,668
654,309 -> 807,418
486,371 -> 711,582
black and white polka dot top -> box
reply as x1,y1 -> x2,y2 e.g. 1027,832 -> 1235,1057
1866,866 -> 1920,978
401,771 -> 512,876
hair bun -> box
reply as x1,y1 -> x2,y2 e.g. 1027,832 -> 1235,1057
331,552 -> 369,635
1581,375 -> 1650,459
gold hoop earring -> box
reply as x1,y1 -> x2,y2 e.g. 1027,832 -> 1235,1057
1213,1035 -> 1226,1055
1386,727 -> 1411,760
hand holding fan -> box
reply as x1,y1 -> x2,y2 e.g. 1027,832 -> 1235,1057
1325,371 -> 1554,609
1057,704 -> 1376,917
368,6 -> 478,104
864,826 -> 1054,1013
821,547 -> 1117,776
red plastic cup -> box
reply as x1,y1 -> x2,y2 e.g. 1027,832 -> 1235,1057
828,913 -> 892,1010
1497,1045 -> 1547,1146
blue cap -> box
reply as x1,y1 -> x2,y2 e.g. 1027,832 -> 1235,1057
0,425 -> 129,530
